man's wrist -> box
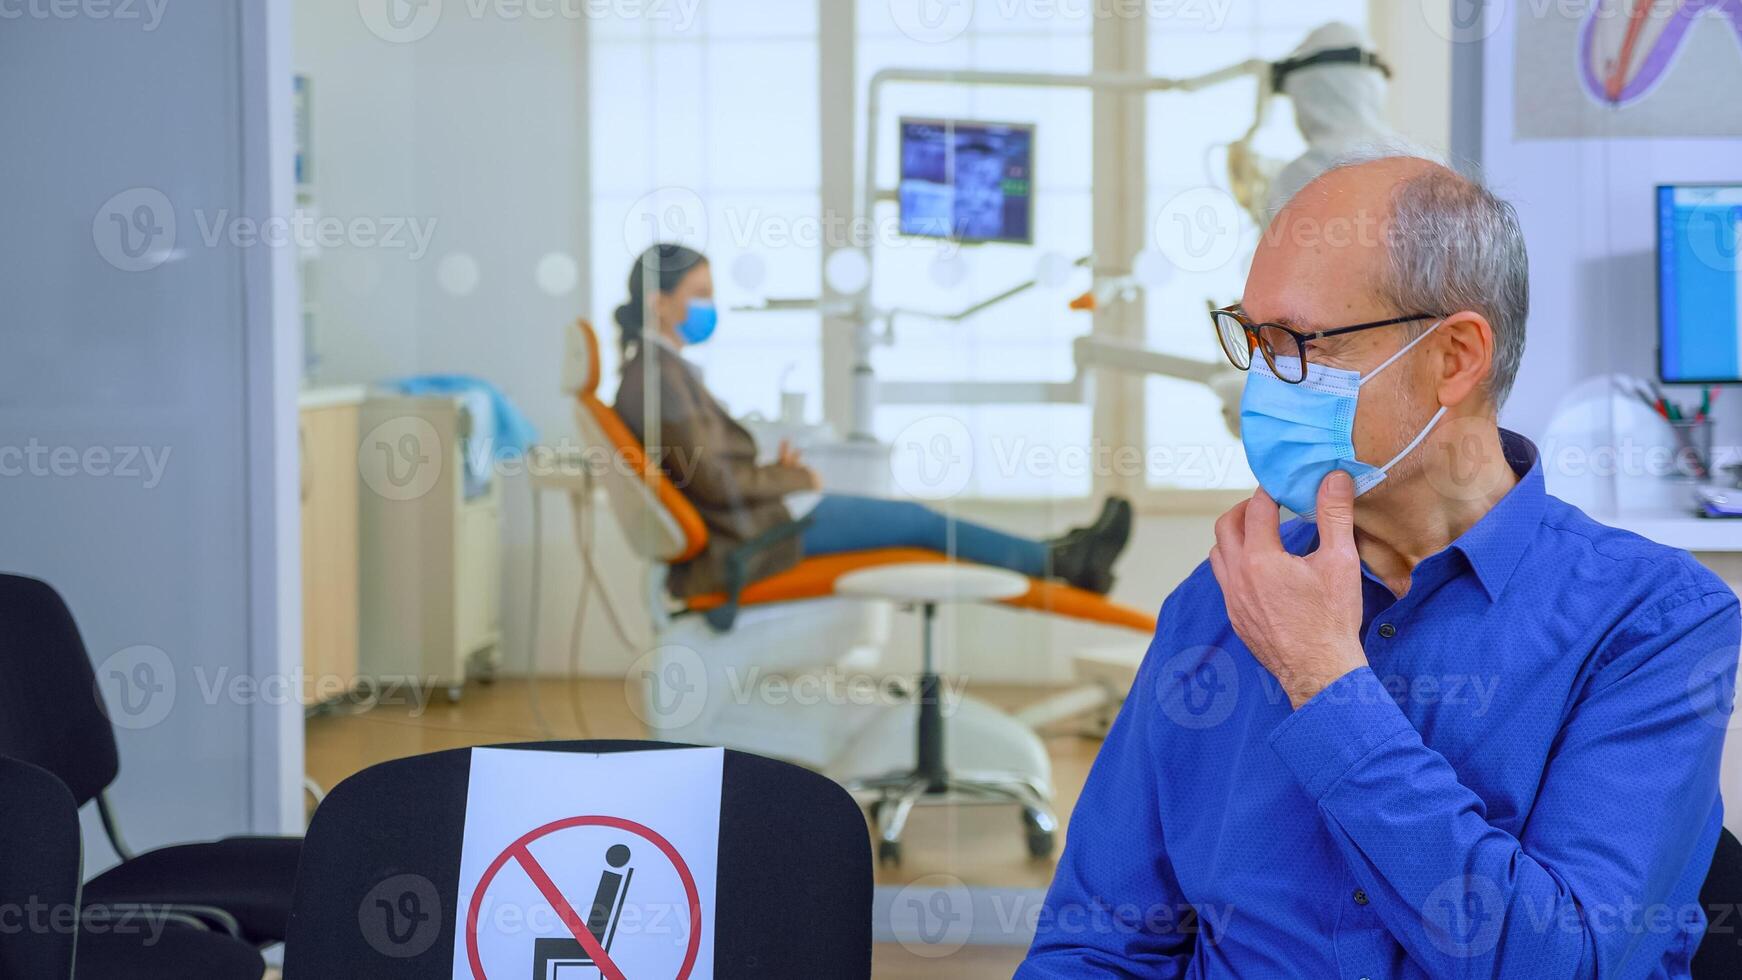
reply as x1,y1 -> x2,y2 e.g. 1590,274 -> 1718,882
1280,645 -> 1368,710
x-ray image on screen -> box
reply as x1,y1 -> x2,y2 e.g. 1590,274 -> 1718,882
898,118 -> 1035,244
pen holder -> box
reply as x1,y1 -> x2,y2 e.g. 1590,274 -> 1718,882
1670,418 -> 1713,480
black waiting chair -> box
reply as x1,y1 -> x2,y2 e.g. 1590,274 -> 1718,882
282,739 -> 873,978
0,753 -> 265,980
1695,826 -> 1742,978
0,754 -> 79,980
74,919 -> 267,980
0,574 -> 300,948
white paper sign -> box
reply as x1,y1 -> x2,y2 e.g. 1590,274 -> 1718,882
451,746 -> 723,980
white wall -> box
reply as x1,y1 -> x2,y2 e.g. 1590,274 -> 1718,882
1369,0 -> 1452,157
0,3 -> 300,857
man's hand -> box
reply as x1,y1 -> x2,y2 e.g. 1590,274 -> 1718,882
1208,471 -> 1368,710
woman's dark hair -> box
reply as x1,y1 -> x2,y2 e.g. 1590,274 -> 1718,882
613,243 -> 708,358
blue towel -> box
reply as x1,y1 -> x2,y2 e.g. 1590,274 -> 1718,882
388,374 -> 539,498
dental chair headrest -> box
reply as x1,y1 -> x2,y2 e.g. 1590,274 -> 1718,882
561,319 -> 602,397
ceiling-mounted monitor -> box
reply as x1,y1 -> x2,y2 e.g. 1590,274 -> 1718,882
898,117 -> 1035,245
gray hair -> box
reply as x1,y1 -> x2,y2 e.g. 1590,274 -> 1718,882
1319,150 -> 1530,406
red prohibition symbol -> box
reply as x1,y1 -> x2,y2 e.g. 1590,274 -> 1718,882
464,815 -> 702,980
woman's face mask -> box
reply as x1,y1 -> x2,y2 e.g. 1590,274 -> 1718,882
677,299 -> 717,345
1239,320 -> 1447,518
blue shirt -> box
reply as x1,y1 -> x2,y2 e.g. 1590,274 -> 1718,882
1019,431 -> 1739,979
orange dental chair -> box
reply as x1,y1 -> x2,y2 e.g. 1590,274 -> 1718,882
561,319 -> 1155,862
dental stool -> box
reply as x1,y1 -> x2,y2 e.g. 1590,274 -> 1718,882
834,563 -> 1057,866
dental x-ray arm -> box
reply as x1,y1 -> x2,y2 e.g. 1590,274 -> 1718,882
1071,335 -> 1244,437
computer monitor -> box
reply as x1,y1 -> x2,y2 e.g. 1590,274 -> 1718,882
898,118 -> 1035,245
1658,183 -> 1742,383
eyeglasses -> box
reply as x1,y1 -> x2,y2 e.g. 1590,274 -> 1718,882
1211,306 -> 1445,384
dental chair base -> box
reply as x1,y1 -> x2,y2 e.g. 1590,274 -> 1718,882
639,596 -> 1056,865
639,597 -> 894,772
835,564 -> 1058,866
842,693 -> 1057,865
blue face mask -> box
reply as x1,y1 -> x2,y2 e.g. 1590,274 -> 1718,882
1239,320 -> 1447,518
677,299 -> 717,345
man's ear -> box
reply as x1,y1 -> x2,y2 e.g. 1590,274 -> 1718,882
1434,311 -> 1494,409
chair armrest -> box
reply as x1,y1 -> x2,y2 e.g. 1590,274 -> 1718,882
704,516 -> 814,632
87,902 -> 244,939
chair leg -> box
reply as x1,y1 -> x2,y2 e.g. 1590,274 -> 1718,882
869,778 -> 928,866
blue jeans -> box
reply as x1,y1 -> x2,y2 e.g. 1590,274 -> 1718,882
798,494 -> 1049,578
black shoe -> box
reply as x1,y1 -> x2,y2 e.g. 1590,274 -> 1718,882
1048,497 -> 1132,594
1044,497 -> 1125,549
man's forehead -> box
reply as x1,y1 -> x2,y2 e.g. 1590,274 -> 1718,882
1246,215 -> 1395,326
1240,278 -> 1386,327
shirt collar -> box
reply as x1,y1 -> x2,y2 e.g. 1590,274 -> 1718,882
1447,428 -> 1545,602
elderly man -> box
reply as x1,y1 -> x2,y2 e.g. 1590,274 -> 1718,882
1018,156 -> 1740,978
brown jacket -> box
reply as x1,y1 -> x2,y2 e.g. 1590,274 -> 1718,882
614,342 -> 812,598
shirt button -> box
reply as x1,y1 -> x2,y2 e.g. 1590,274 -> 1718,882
1353,889 -> 1369,906
1377,623 -> 1396,639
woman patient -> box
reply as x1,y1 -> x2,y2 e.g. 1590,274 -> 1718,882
612,244 -> 1132,600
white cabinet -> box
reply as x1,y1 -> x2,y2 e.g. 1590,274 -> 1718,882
357,394 -> 503,698
299,391 -> 363,706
